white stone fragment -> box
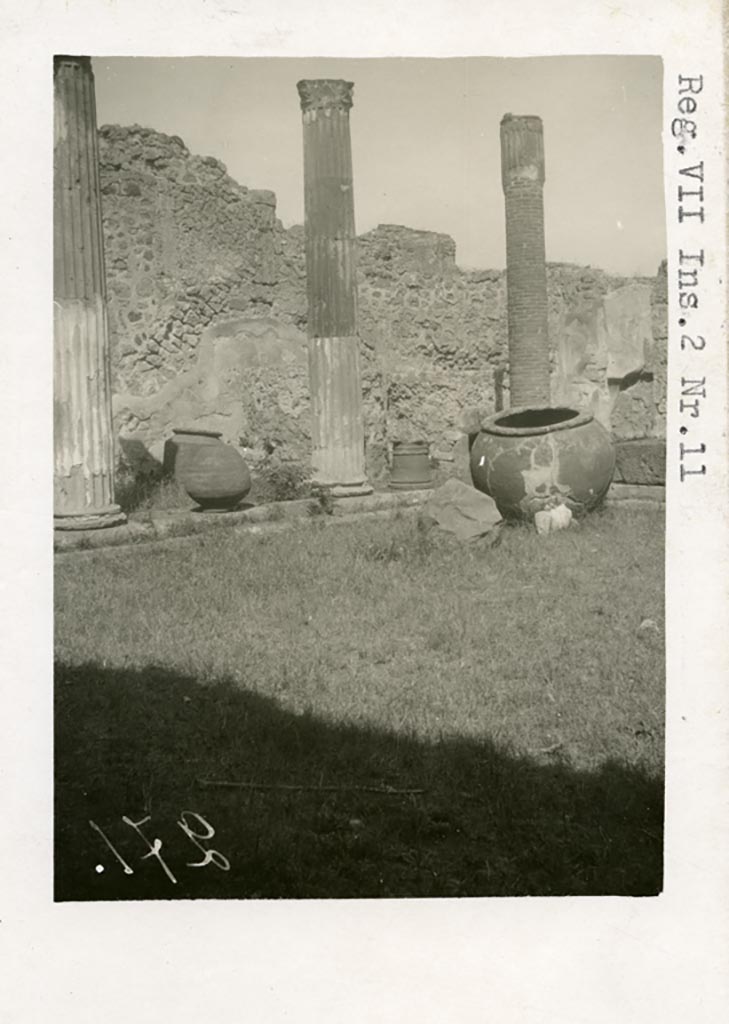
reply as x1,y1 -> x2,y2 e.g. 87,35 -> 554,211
535,504 -> 572,535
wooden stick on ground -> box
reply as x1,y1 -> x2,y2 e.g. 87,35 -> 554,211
196,779 -> 426,796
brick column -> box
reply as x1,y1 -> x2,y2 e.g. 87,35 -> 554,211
500,114 -> 551,408
54,56 -> 124,529
297,79 -> 371,496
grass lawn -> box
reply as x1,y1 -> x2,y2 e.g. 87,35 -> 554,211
54,505 -> 664,899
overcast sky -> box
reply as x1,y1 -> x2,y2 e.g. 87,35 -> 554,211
92,55 -> 665,276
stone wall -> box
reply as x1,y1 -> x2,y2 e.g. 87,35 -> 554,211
99,125 -> 667,486
548,265 -> 666,440
99,124 -> 281,398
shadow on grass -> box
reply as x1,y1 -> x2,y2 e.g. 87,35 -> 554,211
55,662 -> 663,901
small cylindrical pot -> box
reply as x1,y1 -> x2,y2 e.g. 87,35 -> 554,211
388,441 -> 433,491
172,428 -> 252,511
470,406 -> 615,520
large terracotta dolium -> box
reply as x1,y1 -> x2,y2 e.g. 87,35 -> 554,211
297,79 -> 372,496
172,428 -> 252,511
500,114 -> 551,408
470,407 -> 616,520
54,56 -> 125,529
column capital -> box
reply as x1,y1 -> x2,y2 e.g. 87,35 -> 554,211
297,79 -> 354,114
500,113 -> 545,189
54,55 -> 92,75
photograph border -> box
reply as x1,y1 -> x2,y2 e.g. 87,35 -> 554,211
2,2 -> 727,1021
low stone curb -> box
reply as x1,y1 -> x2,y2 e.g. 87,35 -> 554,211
605,482 -> 665,505
53,488 -> 432,556
53,479 -> 664,558
53,502 -> 430,563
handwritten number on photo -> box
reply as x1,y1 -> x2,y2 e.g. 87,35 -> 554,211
88,820 -> 134,875
177,811 -> 231,871
89,812 -> 230,883
122,815 -> 178,884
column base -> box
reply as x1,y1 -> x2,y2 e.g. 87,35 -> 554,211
313,481 -> 374,498
54,505 -> 127,531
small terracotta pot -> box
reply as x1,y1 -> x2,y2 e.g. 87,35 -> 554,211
388,441 -> 433,491
172,428 -> 252,511
470,406 -> 615,520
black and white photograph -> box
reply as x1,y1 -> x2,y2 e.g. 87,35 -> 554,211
3,0 -> 728,1020
53,54 -> 667,901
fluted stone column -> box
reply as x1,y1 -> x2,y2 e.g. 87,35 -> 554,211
297,79 -> 371,496
501,114 -> 551,408
54,55 -> 124,529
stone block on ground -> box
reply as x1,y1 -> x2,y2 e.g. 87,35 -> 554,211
423,478 -> 502,542
614,438 -> 666,485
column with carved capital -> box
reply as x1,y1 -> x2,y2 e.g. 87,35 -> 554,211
54,55 -> 125,529
500,114 -> 551,408
297,79 -> 372,496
